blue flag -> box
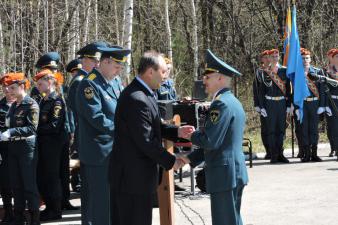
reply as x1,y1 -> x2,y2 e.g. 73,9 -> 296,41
286,5 -> 310,122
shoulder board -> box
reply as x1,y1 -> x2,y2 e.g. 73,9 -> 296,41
88,73 -> 96,81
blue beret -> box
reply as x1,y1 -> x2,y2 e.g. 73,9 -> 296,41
205,49 -> 241,77
98,47 -> 131,63
77,41 -> 108,60
66,59 -> 82,73
36,52 -> 60,69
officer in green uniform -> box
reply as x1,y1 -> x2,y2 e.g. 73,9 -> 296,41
0,76 -> 15,224
1,73 -> 40,225
295,48 -> 325,162
257,49 -> 291,163
180,50 -> 248,225
76,46 -> 130,225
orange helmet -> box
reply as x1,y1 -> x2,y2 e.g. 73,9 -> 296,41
1,72 -> 30,90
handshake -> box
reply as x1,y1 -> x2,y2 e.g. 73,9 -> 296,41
173,152 -> 191,171
173,125 -> 196,170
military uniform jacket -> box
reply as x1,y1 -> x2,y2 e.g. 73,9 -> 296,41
323,68 -> 338,111
294,66 -> 325,109
258,66 -> 291,108
68,69 -> 87,113
6,95 -> 39,138
109,78 -> 178,195
0,98 -> 11,133
76,68 -> 118,165
188,88 -> 249,193
156,79 -> 177,100
37,91 -> 66,136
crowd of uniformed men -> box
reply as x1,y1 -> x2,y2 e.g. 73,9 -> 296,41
0,39 -> 336,225
253,47 -> 338,163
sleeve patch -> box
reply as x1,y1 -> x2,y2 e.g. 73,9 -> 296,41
84,86 -> 94,99
209,110 -> 220,124
53,105 -> 62,118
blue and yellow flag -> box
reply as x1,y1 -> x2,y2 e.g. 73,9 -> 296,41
283,6 -> 291,66
286,5 -> 310,122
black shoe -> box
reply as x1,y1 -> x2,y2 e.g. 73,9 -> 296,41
40,209 -> 62,222
264,153 -> 271,160
174,184 -> 186,192
62,201 -> 80,211
0,206 -> 14,224
329,151 -> 334,157
270,157 -> 279,164
278,155 -> 289,163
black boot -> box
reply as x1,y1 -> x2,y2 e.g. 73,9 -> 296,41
62,200 -> 80,211
311,145 -> 322,162
264,152 -> 271,160
29,210 -> 40,225
40,200 -> 62,221
328,149 -> 334,157
278,154 -> 289,163
301,146 -> 311,162
297,146 -> 304,158
0,205 -> 14,224
270,154 -> 279,164
11,209 -> 24,225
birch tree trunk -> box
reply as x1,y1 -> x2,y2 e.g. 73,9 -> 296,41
94,0 -> 98,40
0,15 -> 4,73
190,0 -> 199,80
122,0 -> 133,83
43,0 -> 49,52
113,0 -> 120,45
164,0 -> 172,61
83,0 -> 92,43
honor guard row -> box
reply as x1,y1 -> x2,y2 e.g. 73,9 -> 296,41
253,48 -> 338,163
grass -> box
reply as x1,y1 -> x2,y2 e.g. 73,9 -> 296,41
244,119 -> 330,153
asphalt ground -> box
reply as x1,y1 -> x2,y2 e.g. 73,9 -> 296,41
1,143 -> 337,225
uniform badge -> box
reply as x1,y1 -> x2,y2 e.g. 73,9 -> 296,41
209,110 -> 220,124
53,105 -> 62,118
84,86 -> 94,99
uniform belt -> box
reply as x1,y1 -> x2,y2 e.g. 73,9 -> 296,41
8,135 -> 35,141
331,95 -> 338,99
305,97 -> 318,101
265,95 -> 285,101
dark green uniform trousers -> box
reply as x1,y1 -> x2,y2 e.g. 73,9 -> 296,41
210,185 -> 245,225
81,160 -> 110,225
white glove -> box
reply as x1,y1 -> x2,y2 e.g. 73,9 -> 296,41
0,130 -> 10,141
255,107 -> 261,113
326,107 -> 332,116
317,107 -> 325,114
260,108 -> 268,117
295,109 -> 300,121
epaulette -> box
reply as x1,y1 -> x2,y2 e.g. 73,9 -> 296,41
88,73 -> 96,81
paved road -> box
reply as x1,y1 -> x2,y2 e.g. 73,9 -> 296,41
2,143 -> 337,225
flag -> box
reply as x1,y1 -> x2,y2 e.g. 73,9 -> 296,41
286,5 -> 310,122
283,6 -> 291,66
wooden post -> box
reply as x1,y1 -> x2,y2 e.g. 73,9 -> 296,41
157,115 -> 180,225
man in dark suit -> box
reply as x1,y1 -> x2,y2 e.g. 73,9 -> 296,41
76,46 -> 130,225
109,51 -> 193,225
179,50 -> 249,225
